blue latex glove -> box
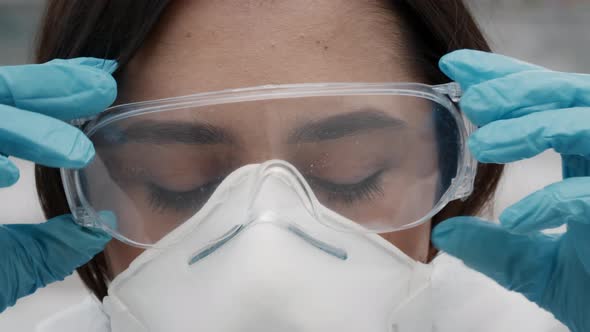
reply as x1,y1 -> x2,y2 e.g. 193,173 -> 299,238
432,50 -> 590,332
0,58 -> 117,313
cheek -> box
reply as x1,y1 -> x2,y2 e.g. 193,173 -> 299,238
105,240 -> 145,277
379,220 -> 432,263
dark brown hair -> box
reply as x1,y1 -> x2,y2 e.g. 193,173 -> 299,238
35,0 -> 503,300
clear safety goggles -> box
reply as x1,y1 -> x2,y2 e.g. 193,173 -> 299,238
61,82 -> 477,248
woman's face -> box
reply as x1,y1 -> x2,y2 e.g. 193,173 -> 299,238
103,0 -> 434,277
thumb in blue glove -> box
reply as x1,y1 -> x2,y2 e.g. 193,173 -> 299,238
432,50 -> 590,332
0,58 -> 116,312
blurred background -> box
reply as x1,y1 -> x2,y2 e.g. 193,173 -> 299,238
0,0 -> 589,330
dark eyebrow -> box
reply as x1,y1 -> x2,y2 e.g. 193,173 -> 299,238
92,120 -> 235,146
288,109 -> 407,143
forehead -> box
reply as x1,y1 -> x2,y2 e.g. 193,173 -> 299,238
119,0 -> 418,102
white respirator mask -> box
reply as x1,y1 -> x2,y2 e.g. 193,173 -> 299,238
101,161 -> 434,332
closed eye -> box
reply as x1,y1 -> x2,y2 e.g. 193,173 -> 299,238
147,176 -> 225,213
306,169 -> 385,205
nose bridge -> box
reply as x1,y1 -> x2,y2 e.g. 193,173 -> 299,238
247,160 -> 318,223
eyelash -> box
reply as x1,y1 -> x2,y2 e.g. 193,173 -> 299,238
307,170 -> 385,205
147,177 -> 224,213
147,170 -> 384,213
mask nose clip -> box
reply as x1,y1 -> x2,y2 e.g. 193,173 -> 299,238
188,160 -> 348,266
246,160 -> 319,220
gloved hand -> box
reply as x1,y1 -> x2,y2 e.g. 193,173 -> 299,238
432,50 -> 590,332
0,58 -> 117,313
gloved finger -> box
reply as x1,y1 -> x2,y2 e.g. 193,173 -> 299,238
0,155 -> 19,187
461,70 -> 590,126
0,215 -> 110,312
569,222 -> 590,274
0,104 -> 94,168
469,106 -> 590,163
562,154 -> 590,178
0,58 -> 117,120
439,49 -> 544,88
500,177 -> 590,234
432,216 -> 559,304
